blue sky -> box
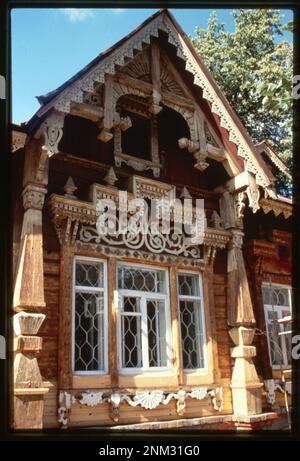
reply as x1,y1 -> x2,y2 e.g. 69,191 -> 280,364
11,8 -> 293,124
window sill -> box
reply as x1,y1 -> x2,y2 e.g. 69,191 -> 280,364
183,369 -> 214,386
72,374 -> 111,389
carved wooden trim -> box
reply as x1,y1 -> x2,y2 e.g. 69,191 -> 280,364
58,386 -> 223,425
169,266 -> 183,385
260,198 -> 292,219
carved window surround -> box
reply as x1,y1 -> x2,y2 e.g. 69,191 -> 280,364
114,134 -> 161,178
47,183 -> 230,266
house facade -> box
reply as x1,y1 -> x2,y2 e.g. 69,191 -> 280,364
11,9 -> 292,431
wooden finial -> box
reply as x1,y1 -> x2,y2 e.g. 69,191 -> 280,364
104,167 -> 118,187
180,186 -> 192,199
63,176 -> 77,198
211,210 -> 223,229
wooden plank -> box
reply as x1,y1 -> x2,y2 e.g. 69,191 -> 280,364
58,245 -> 74,389
108,257 -> 118,388
169,266 -> 183,386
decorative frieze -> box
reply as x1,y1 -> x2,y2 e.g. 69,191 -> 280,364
58,386 -> 223,425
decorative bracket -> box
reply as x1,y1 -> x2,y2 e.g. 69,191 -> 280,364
35,111 -> 65,157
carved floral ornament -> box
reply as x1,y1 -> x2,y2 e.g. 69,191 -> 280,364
35,12 -> 271,191
58,386 -> 223,425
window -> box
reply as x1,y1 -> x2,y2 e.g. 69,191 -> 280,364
117,264 -> 172,372
73,257 -> 107,374
262,284 -> 292,369
177,272 -> 207,371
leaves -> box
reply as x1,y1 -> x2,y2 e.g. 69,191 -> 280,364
192,9 -> 292,195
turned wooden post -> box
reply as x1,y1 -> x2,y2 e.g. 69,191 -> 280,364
220,191 -> 263,416
12,139 -> 49,429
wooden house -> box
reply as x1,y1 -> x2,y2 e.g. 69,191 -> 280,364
11,9 -> 292,431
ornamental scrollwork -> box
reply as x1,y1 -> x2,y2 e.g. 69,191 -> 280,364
79,224 -> 202,259
58,387 -> 224,425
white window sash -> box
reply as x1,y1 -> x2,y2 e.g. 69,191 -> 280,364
117,264 -> 172,374
264,301 -> 292,369
72,256 -> 108,375
177,271 -> 207,373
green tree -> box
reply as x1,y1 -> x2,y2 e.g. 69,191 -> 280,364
192,9 -> 293,195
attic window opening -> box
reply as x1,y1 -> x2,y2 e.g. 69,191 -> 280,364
122,113 -> 151,161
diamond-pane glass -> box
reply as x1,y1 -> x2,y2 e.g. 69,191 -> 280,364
74,292 -> 104,371
179,299 -> 204,369
118,265 -> 169,370
121,297 -> 142,368
147,299 -> 167,367
178,274 -> 200,297
282,309 -> 292,365
266,310 -> 283,366
75,261 -> 103,288
118,267 -> 166,293
262,287 -> 290,307
263,285 -> 292,368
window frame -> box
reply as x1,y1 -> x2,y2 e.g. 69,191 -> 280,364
177,270 -> 208,374
262,282 -> 292,370
116,261 -> 173,375
72,256 -> 108,376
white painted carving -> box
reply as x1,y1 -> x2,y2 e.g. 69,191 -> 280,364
39,111 -> 65,156
126,391 -> 164,410
79,391 -> 104,406
264,379 -> 292,405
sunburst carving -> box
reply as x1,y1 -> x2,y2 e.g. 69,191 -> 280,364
160,68 -> 184,96
122,49 -> 151,82
205,123 -> 219,147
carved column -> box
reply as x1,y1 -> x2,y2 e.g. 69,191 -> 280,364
203,246 -> 221,382
12,137 -> 51,429
227,230 -> 263,416
220,191 -> 263,416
